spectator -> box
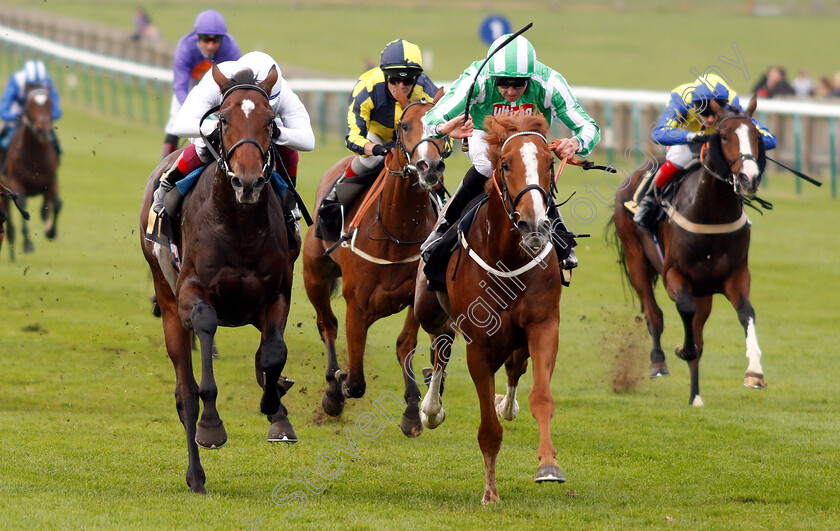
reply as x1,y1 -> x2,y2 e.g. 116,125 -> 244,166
161,10 -> 241,158
814,76 -> 835,98
792,69 -> 813,98
131,8 -> 159,41
833,71 -> 840,97
755,66 -> 794,98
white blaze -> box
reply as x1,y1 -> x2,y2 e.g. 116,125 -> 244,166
520,142 -> 546,220
735,124 -> 760,179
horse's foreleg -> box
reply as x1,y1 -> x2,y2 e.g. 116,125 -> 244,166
420,330 -> 455,429
302,250 -> 344,415
723,268 -> 766,390
622,233 -> 667,376
17,195 -> 33,254
161,301 -> 204,493
258,300 -> 296,443
44,191 -> 61,240
495,347 -> 528,422
527,321 -> 565,484
396,309 -> 423,437
185,301 -> 228,449
467,347 -> 503,503
666,271 -> 702,406
342,303 -> 369,399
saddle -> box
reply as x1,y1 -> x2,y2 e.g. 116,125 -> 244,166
313,160 -> 384,242
423,194 -> 488,293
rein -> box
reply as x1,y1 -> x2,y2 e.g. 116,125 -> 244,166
493,131 -> 551,226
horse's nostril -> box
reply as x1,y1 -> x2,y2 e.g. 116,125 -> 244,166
417,160 -> 429,172
231,177 -> 243,189
517,220 -> 533,235
436,161 -> 445,173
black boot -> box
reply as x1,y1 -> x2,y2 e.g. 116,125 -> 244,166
420,166 -> 486,261
633,180 -> 659,233
547,204 -> 578,270
153,163 -> 185,216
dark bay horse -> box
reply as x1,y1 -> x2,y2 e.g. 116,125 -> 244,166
2,86 -> 60,259
415,113 -> 566,503
140,64 -> 298,493
302,99 -> 448,437
612,97 -> 767,406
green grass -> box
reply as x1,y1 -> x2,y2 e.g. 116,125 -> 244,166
0,3 -> 838,529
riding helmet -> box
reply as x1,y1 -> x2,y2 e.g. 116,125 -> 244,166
194,9 -> 228,36
23,60 -> 47,84
487,34 -> 536,78
380,39 -> 423,79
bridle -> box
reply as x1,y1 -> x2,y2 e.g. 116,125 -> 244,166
700,114 -> 761,196
388,100 -> 452,179
492,131 -> 552,227
21,88 -> 52,141
199,83 -> 274,180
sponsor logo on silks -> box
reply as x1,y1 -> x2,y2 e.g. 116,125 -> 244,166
492,103 -> 535,116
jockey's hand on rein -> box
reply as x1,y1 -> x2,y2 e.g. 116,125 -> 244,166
371,141 -> 395,157
687,132 -> 711,144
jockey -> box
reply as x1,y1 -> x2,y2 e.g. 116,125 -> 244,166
421,34 -> 600,271
315,39 -> 441,240
161,10 -> 242,158
628,74 -> 777,231
0,59 -> 62,169
150,51 -> 314,230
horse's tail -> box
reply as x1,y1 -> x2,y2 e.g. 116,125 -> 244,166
604,217 -> 658,311
328,277 -> 342,300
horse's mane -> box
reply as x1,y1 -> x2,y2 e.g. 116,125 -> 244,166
484,114 -> 549,168
228,68 -> 259,87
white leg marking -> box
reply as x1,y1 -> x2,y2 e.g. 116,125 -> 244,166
495,384 -> 519,421
745,317 -> 763,374
691,395 -> 704,407
420,366 -> 446,429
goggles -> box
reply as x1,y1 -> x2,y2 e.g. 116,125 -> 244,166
495,77 -> 529,89
198,34 -> 223,44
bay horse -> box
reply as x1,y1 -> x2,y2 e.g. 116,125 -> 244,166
415,113 -> 566,503
302,99 -> 448,437
2,85 -> 60,259
140,64 -> 298,493
612,97 -> 767,406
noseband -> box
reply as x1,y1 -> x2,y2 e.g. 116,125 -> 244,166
494,131 -> 551,225
389,101 -> 452,179
199,83 -> 273,180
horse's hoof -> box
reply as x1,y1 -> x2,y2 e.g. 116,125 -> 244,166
195,420 -> 228,449
649,363 -> 670,378
535,464 -> 566,483
674,346 -> 697,362
744,372 -> 766,389
321,392 -> 345,417
45,229 -> 56,240
420,408 -> 446,429
400,411 -> 423,438
340,378 -> 365,399
23,242 -> 34,254
481,489 -> 500,504
268,418 -> 298,444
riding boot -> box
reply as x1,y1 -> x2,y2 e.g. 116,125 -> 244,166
420,166 -> 486,261
314,165 -> 354,241
161,134 -> 179,159
633,160 -> 679,232
152,162 -> 185,215
547,204 -> 578,270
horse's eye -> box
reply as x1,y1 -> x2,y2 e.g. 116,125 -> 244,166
720,134 -> 727,142
501,161 -> 510,171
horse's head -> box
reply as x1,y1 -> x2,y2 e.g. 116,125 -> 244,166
22,86 -> 53,144
392,98 -> 449,191
485,113 -> 554,251
709,97 -> 765,199
211,63 -> 278,205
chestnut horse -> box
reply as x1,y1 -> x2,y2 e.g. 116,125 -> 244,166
140,64 -> 298,493
416,113 -> 566,503
612,97 -> 767,406
302,99 -> 448,437
2,86 -> 60,259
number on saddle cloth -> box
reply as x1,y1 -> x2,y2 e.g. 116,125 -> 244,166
422,194 -> 489,293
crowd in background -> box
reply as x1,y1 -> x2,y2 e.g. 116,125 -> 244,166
752,65 -> 840,100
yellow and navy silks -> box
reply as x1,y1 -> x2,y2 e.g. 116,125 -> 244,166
651,74 -> 777,149
345,67 -> 439,156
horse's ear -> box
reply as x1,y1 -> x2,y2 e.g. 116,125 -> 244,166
746,94 -> 757,117
260,65 -> 278,95
710,99 -> 722,120
211,62 -> 229,92
433,87 -> 444,104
